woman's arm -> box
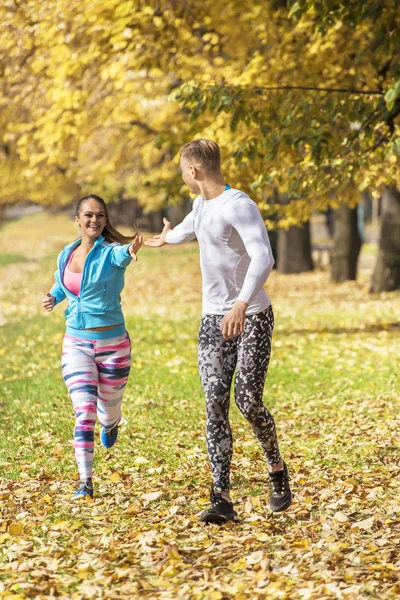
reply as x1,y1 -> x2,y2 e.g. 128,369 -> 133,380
110,236 -> 143,268
49,268 -> 67,306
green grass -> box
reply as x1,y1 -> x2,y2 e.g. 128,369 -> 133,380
0,212 -> 399,599
0,252 -> 29,266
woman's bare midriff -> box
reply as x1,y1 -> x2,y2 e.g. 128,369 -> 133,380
86,324 -> 124,332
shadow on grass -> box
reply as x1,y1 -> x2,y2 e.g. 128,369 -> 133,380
282,321 -> 400,336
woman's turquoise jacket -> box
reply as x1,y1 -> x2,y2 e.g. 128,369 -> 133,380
50,235 -> 132,330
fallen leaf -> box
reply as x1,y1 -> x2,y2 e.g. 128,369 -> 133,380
291,538 -> 310,549
333,511 -> 349,523
141,491 -> 162,502
8,524 -> 24,535
352,516 -> 375,530
134,456 -> 149,465
246,550 -> 263,565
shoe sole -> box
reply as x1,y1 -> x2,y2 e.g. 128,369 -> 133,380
270,494 -> 292,513
200,512 -> 238,524
72,493 -> 93,500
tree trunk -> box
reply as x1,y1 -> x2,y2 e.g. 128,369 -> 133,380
331,203 -> 362,282
370,187 -> 400,292
277,221 -> 314,273
268,228 -> 278,268
107,198 -> 141,228
147,210 -> 164,232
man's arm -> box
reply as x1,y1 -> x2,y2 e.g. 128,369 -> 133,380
221,201 -> 274,340
231,202 -> 274,303
144,212 -> 195,247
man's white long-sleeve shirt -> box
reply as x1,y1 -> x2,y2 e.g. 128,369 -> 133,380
165,188 -> 274,316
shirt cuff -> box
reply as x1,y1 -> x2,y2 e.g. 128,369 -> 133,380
122,243 -> 132,256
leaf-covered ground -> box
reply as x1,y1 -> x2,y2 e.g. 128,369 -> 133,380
0,213 -> 399,600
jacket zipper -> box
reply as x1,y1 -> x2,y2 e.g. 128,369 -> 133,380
78,238 -> 102,328
60,236 -> 102,329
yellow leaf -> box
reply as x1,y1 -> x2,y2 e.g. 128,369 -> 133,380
51,520 -> 71,531
148,578 -> 171,589
8,523 -> 23,535
109,472 -> 122,482
291,538 -> 310,549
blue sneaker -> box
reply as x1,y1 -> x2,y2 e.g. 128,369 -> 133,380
72,478 -> 93,500
100,424 -> 119,449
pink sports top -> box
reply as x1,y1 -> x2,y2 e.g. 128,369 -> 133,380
63,250 -> 82,297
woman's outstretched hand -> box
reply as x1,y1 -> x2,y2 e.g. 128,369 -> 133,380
129,235 -> 143,261
144,218 -> 171,248
42,292 -> 55,312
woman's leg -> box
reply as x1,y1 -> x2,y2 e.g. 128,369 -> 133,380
62,335 -> 98,480
198,315 -> 237,492
95,332 -> 131,431
234,306 -> 282,468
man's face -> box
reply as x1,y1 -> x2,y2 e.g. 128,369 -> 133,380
180,157 -> 201,195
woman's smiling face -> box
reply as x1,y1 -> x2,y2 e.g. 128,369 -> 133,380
75,198 -> 107,238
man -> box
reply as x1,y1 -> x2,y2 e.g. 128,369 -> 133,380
145,139 -> 292,523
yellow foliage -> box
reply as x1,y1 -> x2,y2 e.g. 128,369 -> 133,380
0,0 -> 398,225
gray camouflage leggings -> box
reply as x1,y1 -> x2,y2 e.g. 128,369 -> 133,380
198,306 -> 281,491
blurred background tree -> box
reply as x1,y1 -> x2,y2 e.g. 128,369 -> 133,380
0,0 -> 399,289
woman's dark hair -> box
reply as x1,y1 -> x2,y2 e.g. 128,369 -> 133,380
76,194 -> 137,245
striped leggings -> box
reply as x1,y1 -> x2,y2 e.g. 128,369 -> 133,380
62,329 -> 131,479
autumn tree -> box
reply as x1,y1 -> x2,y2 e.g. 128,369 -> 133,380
0,0 -> 399,286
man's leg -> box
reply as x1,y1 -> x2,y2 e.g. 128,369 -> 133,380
234,306 -> 291,511
198,314 -> 237,493
234,306 -> 281,466
198,314 -> 240,523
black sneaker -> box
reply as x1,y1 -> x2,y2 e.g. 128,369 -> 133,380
72,477 -> 94,500
268,462 -> 292,512
200,489 -> 238,524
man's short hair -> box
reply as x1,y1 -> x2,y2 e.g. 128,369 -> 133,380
180,138 -> 221,172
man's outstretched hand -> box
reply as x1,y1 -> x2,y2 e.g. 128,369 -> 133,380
220,301 -> 248,340
144,217 -> 171,247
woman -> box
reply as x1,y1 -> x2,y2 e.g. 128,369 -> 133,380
42,194 -> 142,500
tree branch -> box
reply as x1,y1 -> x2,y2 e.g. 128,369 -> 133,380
347,108 -> 381,146
227,84 -> 384,96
